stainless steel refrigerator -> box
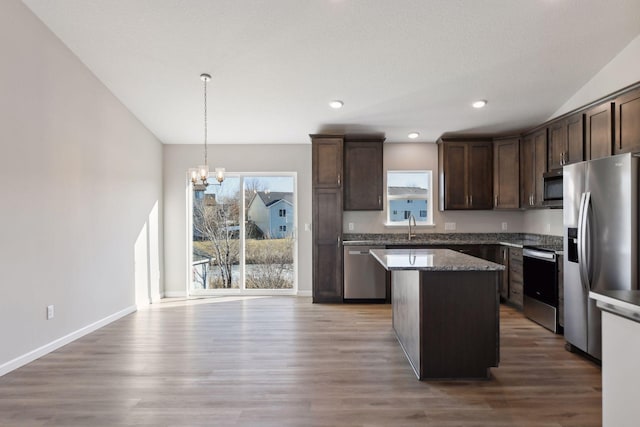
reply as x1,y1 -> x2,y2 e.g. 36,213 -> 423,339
563,152 -> 639,360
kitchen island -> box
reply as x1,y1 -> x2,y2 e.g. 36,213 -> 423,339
370,248 -> 504,380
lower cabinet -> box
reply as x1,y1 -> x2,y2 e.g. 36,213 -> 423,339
558,255 -> 564,328
508,247 -> 523,308
312,188 -> 343,303
497,246 -> 510,300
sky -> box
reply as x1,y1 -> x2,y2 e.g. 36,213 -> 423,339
387,171 -> 430,189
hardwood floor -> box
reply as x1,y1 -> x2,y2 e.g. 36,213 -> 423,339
0,297 -> 601,426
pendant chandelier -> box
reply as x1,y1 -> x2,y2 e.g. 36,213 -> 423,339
191,73 -> 224,190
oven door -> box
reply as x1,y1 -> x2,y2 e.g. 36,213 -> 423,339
523,248 -> 558,307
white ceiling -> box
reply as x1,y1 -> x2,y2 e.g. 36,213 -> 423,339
21,0 -> 640,144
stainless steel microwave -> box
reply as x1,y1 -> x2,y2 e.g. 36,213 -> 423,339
542,169 -> 563,208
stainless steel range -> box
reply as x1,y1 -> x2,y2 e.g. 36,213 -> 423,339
523,245 -> 560,333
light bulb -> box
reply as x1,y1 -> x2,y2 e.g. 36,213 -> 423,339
215,167 -> 225,183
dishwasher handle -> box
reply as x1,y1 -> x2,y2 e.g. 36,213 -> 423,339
523,248 -> 556,262
348,250 -> 372,255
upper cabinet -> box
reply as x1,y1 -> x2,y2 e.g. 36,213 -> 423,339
520,129 -> 547,209
614,87 -> 640,155
493,137 -> 520,209
586,101 -> 614,160
343,136 -> 385,211
548,113 -> 585,170
312,136 -> 343,188
438,138 -> 493,210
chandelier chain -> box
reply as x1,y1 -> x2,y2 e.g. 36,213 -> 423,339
203,77 -> 208,167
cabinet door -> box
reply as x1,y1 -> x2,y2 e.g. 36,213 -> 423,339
468,142 -> 493,209
586,102 -> 613,160
566,113 -> 585,165
519,135 -> 534,208
498,246 -> 510,300
508,247 -> 523,309
312,188 -> 343,302
493,138 -> 519,209
312,137 -> 343,188
533,129 -> 547,207
615,87 -> 640,155
548,120 -> 567,171
344,139 -> 383,210
440,142 -> 468,210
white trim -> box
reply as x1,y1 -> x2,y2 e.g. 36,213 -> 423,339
164,291 -> 187,298
0,305 -> 136,377
297,290 -> 312,297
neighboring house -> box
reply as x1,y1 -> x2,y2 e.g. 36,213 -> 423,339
388,186 -> 429,222
247,191 -> 294,238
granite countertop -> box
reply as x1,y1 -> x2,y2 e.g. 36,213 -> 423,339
590,290 -> 640,322
370,248 -> 506,272
343,233 -> 564,254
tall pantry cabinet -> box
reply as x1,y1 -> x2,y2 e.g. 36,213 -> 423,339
311,135 -> 344,303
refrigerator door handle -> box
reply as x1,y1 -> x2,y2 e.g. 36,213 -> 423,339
578,192 -> 591,292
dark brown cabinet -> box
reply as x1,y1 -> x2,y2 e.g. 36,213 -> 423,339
520,129 -> 546,209
312,189 -> 343,303
311,135 -> 343,303
343,136 -> 384,210
614,87 -> 640,155
438,138 -> 493,210
497,245 -> 509,300
586,101 -> 614,160
508,247 -> 523,308
312,137 -> 343,188
547,113 -> 584,171
493,137 -> 520,209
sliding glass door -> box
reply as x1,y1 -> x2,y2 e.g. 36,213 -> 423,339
190,173 -> 296,295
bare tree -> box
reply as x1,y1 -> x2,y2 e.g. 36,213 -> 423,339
193,190 -> 240,288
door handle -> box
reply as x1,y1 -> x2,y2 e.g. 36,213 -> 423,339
577,192 -> 591,292
337,173 -> 341,186
495,195 -> 498,207
378,195 -> 382,207
337,235 -> 341,247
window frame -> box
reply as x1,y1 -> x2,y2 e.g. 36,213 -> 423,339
385,170 -> 434,227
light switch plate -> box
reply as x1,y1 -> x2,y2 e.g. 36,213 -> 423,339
501,222 -> 508,231
444,222 -> 456,231
46,305 -> 54,320
348,222 -> 354,231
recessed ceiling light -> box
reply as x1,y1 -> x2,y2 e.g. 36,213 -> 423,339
472,100 -> 488,109
329,100 -> 344,109
408,132 -> 420,139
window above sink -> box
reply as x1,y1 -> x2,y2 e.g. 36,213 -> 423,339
385,170 -> 434,227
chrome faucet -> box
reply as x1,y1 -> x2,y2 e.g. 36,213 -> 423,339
408,214 -> 417,240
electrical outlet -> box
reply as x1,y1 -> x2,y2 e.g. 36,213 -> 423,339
444,222 -> 456,231
546,223 -> 551,233
348,222 -> 354,231
304,223 -> 310,231
501,222 -> 508,231
46,305 -> 54,320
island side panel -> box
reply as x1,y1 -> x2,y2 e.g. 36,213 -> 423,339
391,270 -> 421,379
420,270 -> 500,379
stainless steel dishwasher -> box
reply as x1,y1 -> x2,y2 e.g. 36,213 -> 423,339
343,245 -> 387,301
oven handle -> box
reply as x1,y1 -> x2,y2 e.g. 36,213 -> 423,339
523,248 -> 556,262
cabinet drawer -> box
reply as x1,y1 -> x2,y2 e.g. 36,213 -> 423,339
509,281 -> 523,308
510,266 -> 523,285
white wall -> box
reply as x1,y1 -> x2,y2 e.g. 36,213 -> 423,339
163,144 -> 312,296
0,0 -> 163,374
551,34 -> 640,119
344,143 -> 529,234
